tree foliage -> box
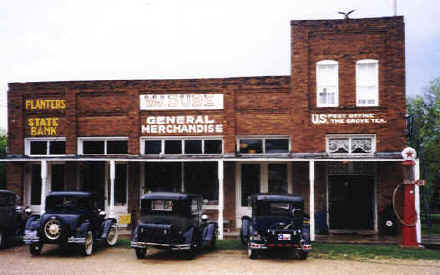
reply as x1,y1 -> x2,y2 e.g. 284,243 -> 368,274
407,77 -> 440,209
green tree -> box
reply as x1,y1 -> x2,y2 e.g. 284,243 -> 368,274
0,134 -> 6,189
407,77 -> 440,210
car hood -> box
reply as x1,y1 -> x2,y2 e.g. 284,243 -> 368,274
139,215 -> 193,232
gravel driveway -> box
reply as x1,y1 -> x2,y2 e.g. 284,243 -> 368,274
1,244 -> 440,275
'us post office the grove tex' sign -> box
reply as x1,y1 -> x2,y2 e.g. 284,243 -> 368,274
140,94 -> 224,110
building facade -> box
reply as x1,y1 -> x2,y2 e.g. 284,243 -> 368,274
3,16 -> 408,240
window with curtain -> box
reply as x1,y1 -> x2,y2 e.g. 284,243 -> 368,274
316,60 -> 338,107
356,59 -> 379,106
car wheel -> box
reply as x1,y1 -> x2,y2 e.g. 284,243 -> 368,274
29,243 -> 43,256
135,248 -> 147,259
43,219 -> 63,241
80,231 -> 93,256
297,250 -> 308,260
248,248 -> 257,259
106,223 -> 118,247
0,230 -> 7,249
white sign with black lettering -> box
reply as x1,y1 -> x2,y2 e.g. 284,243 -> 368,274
140,94 -> 223,110
311,113 -> 387,125
142,115 -> 223,134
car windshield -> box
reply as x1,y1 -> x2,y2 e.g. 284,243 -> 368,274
46,196 -> 91,213
256,202 -> 292,216
141,199 -> 190,217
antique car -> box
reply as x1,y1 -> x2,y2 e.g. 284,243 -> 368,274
23,191 -> 118,256
240,194 -> 311,259
0,190 -> 30,248
131,192 -> 217,259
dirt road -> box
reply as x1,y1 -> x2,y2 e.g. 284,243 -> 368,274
1,245 -> 440,275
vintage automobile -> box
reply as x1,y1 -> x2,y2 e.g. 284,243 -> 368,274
0,190 -> 30,248
240,194 -> 312,260
23,191 -> 119,256
131,192 -> 217,259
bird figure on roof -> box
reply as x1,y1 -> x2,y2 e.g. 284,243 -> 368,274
338,9 -> 356,19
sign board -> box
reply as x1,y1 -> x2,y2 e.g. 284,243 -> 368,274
141,115 -> 223,135
140,94 -> 224,110
118,214 -> 131,225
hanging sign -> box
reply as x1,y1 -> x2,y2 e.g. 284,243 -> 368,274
401,147 -> 416,161
140,94 -> 223,110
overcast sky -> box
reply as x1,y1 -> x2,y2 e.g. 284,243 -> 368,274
1,0 -> 439,132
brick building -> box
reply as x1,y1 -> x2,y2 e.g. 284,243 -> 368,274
2,16 -> 412,240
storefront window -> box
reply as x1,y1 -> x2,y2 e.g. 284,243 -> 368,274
31,164 -> 41,205
185,162 -> 218,203
49,141 -> 66,155
268,164 -> 287,194
107,141 -> 128,154
80,138 -> 128,155
115,164 -> 127,205
241,164 -> 260,206
83,141 -> 105,154
145,162 -> 181,192
204,140 -> 222,154
145,140 -> 161,154
30,141 -> 47,155
51,164 -> 65,191
185,140 -> 202,154
165,140 -> 182,154
327,135 -> 375,155
238,137 -> 289,154
26,139 -> 66,155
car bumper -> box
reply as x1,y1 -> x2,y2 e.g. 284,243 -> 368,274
131,241 -> 191,250
23,235 -> 40,244
249,241 -> 312,251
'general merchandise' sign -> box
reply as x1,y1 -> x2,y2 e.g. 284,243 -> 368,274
140,94 -> 223,110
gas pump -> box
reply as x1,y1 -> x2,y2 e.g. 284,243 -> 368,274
392,147 -> 424,247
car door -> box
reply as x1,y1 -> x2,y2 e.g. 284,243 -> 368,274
0,194 -> 17,234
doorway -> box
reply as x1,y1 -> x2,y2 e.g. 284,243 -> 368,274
328,175 -> 374,230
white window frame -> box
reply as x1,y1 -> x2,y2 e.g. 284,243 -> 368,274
236,136 -> 290,155
25,137 -> 66,156
356,59 -> 379,107
140,136 -> 224,155
316,60 -> 339,107
326,134 -> 376,156
78,137 -> 128,155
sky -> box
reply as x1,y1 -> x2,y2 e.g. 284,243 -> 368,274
1,0 -> 439,132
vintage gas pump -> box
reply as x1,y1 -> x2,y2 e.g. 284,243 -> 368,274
395,147 -> 424,247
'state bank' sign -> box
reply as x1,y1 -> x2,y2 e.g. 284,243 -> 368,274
140,94 -> 223,110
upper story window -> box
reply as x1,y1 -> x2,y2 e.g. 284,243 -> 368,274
25,138 -> 66,156
78,137 -> 128,155
141,137 -> 223,155
326,134 -> 376,155
238,136 -> 290,154
316,60 -> 339,107
356,59 -> 379,106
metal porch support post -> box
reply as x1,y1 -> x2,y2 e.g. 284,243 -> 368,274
414,159 -> 421,244
218,160 -> 224,240
40,160 -> 48,215
110,160 -> 116,219
309,160 -> 315,241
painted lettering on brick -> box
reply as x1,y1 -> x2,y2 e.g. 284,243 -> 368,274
27,117 -> 59,136
140,94 -> 223,110
25,99 -> 66,110
311,113 -> 387,125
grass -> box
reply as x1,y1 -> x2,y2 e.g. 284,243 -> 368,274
116,239 -> 440,261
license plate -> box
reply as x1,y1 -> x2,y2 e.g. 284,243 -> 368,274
277,234 -> 291,241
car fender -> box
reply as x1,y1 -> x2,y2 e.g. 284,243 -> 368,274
25,215 -> 41,231
183,226 -> 195,244
240,216 -> 251,245
78,221 -> 91,237
201,222 -> 217,242
100,218 -> 117,239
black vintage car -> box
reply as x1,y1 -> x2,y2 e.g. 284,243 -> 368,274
23,191 -> 119,256
131,192 -> 217,259
241,194 -> 312,259
0,190 -> 29,248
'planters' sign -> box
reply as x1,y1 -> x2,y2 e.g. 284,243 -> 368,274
140,94 -> 223,110
311,113 -> 387,125
142,115 -> 223,134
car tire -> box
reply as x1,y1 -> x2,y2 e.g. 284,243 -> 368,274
105,223 -> 118,247
80,231 -> 94,256
297,250 -> 308,260
248,248 -> 257,260
0,230 -> 7,249
135,248 -> 147,259
29,243 -> 43,256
